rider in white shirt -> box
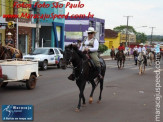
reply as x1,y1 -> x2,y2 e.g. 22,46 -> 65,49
138,45 -> 146,54
138,43 -> 147,66
133,46 -> 138,52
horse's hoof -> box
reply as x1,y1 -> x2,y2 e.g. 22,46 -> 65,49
89,97 -> 93,104
82,104 -> 86,107
75,108 -> 80,112
97,100 -> 101,104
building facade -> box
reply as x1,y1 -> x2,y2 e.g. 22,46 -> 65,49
65,17 -> 105,45
32,1 -> 65,50
104,29 -> 121,49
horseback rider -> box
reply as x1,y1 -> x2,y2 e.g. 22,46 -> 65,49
133,46 -> 138,65
5,32 -> 20,59
5,32 -> 14,48
80,27 -> 103,79
68,27 -> 103,81
115,43 -> 125,59
138,43 -> 147,66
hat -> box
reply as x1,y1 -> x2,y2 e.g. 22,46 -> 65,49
6,32 -> 13,36
139,43 -> 144,46
86,27 -> 97,33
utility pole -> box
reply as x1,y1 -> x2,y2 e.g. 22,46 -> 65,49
35,0 -> 40,48
149,27 -> 156,45
124,16 -> 133,47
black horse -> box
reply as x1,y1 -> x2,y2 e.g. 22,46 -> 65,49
116,50 -> 125,69
61,45 -> 106,111
133,50 -> 138,65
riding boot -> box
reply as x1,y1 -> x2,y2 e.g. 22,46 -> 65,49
97,67 -> 103,80
135,57 -> 137,65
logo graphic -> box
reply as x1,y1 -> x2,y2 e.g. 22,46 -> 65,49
155,44 -> 160,54
2,105 -> 33,121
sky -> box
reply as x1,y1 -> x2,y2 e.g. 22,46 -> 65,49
37,0 -> 163,35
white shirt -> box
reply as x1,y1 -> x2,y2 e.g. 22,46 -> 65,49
151,47 -> 155,52
138,47 -> 146,54
79,38 -> 99,52
133,47 -> 138,51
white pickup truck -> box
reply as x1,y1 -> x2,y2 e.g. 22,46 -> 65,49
23,47 -> 63,70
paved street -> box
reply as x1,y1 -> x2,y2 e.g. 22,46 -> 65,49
0,58 -> 163,122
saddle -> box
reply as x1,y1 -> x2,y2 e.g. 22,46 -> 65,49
86,53 -> 103,69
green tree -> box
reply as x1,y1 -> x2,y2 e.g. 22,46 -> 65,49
113,25 -> 137,34
136,32 -> 147,43
161,38 -> 163,41
99,44 -> 108,53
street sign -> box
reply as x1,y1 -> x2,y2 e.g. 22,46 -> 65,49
8,21 -> 15,29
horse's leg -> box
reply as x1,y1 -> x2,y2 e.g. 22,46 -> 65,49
97,79 -> 104,103
89,80 -> 96,104
117,60 -> 119,69
76,80 -> 85,111
144,64 -> 145,73
82,82 -> 86,106
123,59 -> 125,67
120,60 -> 122,69
139,65 -> 141,75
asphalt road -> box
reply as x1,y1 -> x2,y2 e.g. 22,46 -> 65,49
0,58 -> 163,122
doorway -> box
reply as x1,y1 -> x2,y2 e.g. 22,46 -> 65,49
19,35 -> 27,54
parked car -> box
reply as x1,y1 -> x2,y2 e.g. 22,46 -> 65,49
23,47 -> 64,70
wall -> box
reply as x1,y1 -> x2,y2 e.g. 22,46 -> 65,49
104,33 -> 121,49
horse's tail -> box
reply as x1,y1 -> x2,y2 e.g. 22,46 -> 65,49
100,58 -> 106,77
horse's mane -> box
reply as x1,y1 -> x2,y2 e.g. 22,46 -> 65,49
66,44 -> 86,59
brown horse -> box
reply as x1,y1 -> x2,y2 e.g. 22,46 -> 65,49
110,50 -> 115,60
0,44 -> 23,60
117,51 -> 125,69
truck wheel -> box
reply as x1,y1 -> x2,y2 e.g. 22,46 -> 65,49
26,75 -> 36,90
42,61 -> 48,70
0,82 -> 8,88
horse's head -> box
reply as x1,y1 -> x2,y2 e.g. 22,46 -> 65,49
61,44 -> 80,69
